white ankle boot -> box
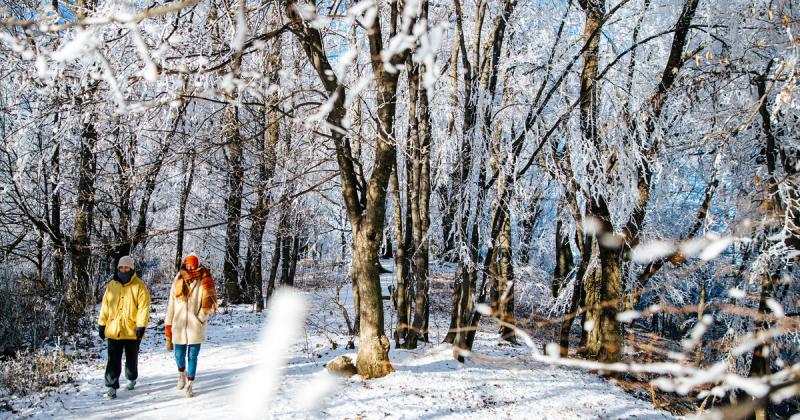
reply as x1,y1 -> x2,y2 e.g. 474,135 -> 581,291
184,380 -> 194,398
176,371 -> 186,390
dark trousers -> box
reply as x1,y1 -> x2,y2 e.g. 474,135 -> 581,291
105,339 -> 140,389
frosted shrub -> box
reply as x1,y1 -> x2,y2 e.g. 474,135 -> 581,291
0,349 -> 76,396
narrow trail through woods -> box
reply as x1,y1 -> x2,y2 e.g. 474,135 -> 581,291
4,272 -> 673,419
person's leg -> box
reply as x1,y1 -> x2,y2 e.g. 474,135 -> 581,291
186,344 -> 201,380
184,344 -> 201,398
174,344 -> 187,390
174,344 -> 187,372
104,339 -> 123,389
123,340 -> 139,382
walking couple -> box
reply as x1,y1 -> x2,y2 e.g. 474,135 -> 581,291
97,255 -> 217,400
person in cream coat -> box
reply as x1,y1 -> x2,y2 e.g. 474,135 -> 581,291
165,254 -> 218,398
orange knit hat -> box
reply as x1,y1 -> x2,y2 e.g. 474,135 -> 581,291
184,255 -> 199,269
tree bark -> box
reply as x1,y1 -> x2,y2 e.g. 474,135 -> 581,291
288,235 -> 300,286
219,1 -> 244,305
174,151 -> 195,271
553,204 -> 575,297
50,140 -> 65,288
223,114 -> 244,304
244,38 -> 281,310
266,236 -> 281,300
391,159 -> 411,346
67,121 -> 98,328
286,0 -> 400,377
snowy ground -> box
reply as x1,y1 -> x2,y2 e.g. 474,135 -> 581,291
1,269 -> 675,419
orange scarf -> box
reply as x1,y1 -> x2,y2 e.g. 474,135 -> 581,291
176,264 -> 218,314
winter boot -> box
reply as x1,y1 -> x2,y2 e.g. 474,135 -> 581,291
184,380 -> 194,398
103,387 -> 117,400
176,371 -> 186,390
125,380 -> 136,390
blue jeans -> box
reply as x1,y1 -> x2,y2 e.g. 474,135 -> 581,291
174,344 -> 201,380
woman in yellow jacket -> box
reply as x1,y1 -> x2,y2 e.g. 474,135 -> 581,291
98,255 -> 151,400
165,255 -> 217,398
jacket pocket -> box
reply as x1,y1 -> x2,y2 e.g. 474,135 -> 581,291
193,311 -> 207,326
123,318 -> 136,338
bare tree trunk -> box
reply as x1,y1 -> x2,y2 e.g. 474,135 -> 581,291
174,151 -> 195,271
406,45 -> 429,347
413,33 -> 433,343
448,0 -> 486,359
443,266 -> 462,344
391,160 -> 411,346
244,39 -> 281,310
288,235 -> 300,286
218,1 -> 244,305
519,200 -> 542,263
50,141 -> 65,288
495,201 -> 514,340
222,113 -> 244,305
266,236 -> 280,300
243,199 -> 267,305
279,216 -> 291,287
582,259 -> 602,357
747,66 -> 782,420
286,0 -> 397,377
553,205 -> 575,297
67,121 -> 97,328
111,123 -> 133,264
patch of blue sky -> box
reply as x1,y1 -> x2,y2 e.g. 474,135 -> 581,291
315,1 -> 363,67
0,0 -> 78,24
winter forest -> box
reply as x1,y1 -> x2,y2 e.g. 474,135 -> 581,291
0,0 -> 798,418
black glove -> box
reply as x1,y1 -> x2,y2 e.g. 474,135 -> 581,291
98,325 -> 105,340
136,327 -> 145,340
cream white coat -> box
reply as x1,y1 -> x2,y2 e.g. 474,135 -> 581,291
165,274 -> 210,345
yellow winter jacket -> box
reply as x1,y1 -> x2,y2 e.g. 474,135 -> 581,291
98,274 -> 151,340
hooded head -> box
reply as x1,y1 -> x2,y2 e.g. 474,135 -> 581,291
117,256 -> 135,284
183,255 -> 199,270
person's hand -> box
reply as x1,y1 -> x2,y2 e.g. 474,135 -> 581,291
98,325 -> 105,340
166,338 -> 173,351
165,325 -> 172,340
136,327 -> 145,340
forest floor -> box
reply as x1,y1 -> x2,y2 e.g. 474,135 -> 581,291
1,263 -> 675,419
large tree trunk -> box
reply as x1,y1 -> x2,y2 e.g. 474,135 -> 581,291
286,0 -> 400,378
352,228 -> 393,378
576,0 -> 626,363
67,121 -> 98,328
597,242 -> 623,363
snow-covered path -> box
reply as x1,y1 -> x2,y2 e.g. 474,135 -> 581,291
3,274 -> 675,419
